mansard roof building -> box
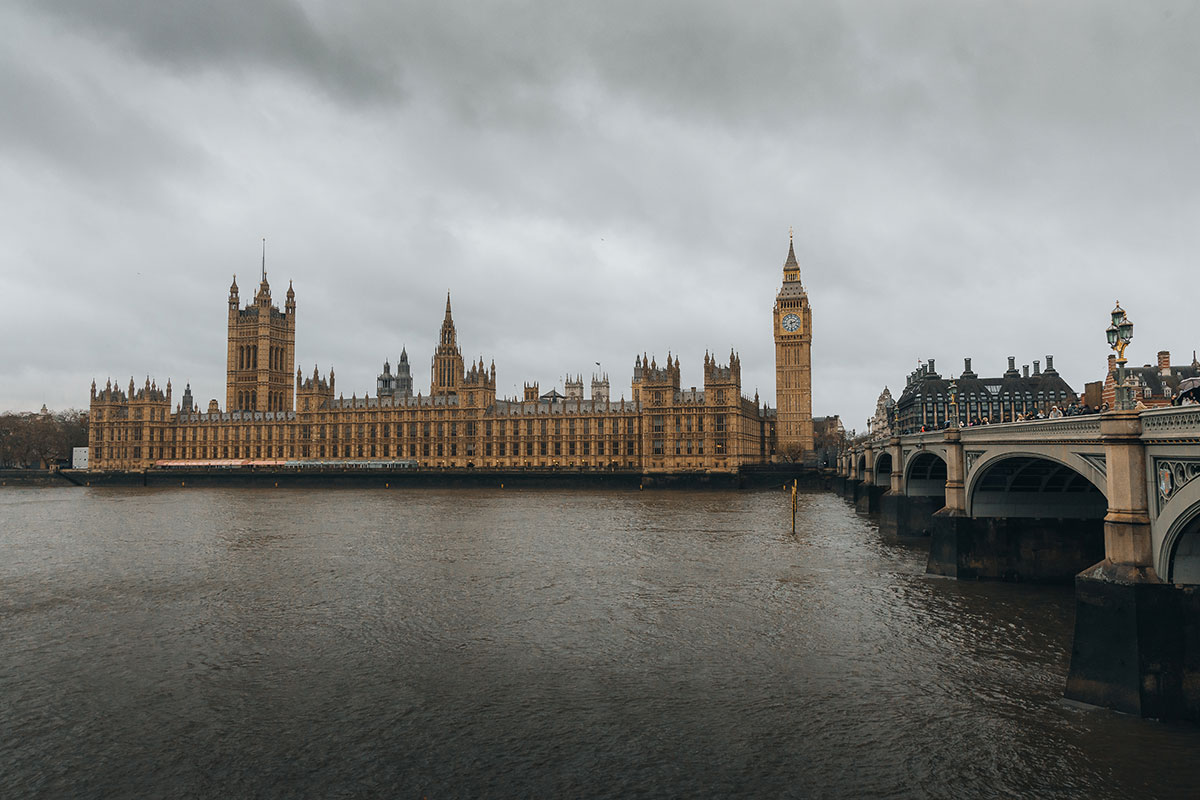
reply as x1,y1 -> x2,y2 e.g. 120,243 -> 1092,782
895,355 -> 1077,433
1102,350 -> 1200,408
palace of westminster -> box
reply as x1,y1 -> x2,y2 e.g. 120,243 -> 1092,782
87,239 -> 815,472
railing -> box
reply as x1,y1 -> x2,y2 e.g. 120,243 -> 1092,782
1140,406 -> 1200,441
958,416 -> 1102,441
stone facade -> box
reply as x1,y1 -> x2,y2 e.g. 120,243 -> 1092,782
225,271 -> 296,413
1102,350 -> 1200,408
89,241 -> 807,473
772,234 -> 815,460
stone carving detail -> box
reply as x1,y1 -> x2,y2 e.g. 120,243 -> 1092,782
1155,458 -> 1200,514
965,450 -> 985,472
1078,453 -> 1107,479
1141,408 -> 1200,441
959,417 -> 1101,442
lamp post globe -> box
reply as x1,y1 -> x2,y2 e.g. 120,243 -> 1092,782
1106,301 -> 1135,411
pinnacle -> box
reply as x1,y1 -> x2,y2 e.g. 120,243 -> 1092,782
784,236 -> 799,270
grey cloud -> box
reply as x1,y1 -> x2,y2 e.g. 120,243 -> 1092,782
3,0 -> 1200,430
0,42 -> 203,189
25,0 -> 401,104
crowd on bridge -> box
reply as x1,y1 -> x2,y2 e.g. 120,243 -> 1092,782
897,400 -> 1106,434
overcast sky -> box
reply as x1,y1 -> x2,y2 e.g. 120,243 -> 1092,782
3,1 -> 1198,431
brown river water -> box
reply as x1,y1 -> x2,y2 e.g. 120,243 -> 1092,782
2,486 -> 1200,798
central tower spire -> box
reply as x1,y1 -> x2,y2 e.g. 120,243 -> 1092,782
431,291 -> 464,395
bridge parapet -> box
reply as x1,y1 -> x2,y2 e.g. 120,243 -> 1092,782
957,416 -> 1102,443
1139,406 -> 1200,443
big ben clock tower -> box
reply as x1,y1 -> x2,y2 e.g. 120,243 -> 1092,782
773,231 -> 814,461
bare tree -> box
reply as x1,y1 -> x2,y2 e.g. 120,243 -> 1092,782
0,409 -> 89,468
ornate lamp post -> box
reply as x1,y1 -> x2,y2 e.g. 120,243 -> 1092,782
948,380 -> 959,428
1106,302 -> 1135,411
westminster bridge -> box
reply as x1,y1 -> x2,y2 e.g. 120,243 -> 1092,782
834,406 -> 1200,722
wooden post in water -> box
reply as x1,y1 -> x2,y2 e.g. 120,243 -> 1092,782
791,479 -> 797,534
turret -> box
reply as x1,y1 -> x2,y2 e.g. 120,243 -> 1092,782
591,373 -> 610,403
565,374 -> 584,401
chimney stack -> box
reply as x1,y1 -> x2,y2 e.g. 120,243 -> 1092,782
1107,354 -> 1117,373
1023,365 -> 1030,379
1159,350 -> 1171,375
1045,355 -> 1055,372
1033,360 -> 1041,375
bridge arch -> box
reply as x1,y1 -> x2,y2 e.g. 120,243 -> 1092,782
856,453 -> 867,478
874,452 -> 893,487
905,451 -> 947,497
966,452 -> 1106,518
1156,477 -> 1200,583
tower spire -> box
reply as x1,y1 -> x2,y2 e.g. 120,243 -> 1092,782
784,229 -> 799,271
261,237 -> 266,282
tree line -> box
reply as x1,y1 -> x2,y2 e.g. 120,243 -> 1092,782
0,410 -> 89,468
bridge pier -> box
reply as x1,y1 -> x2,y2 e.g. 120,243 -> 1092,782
856,483 -> 886,514
1066,561 -> 1190,719
1064,410 -> 1200,720
926,515 -> 1104,581
879,493 -> 942,537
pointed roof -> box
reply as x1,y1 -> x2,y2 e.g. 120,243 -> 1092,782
784,228 -> 799,270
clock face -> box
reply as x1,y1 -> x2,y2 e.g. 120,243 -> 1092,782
781,313 -> 801,332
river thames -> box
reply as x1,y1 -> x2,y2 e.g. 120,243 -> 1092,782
3,486 -> 1200,798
